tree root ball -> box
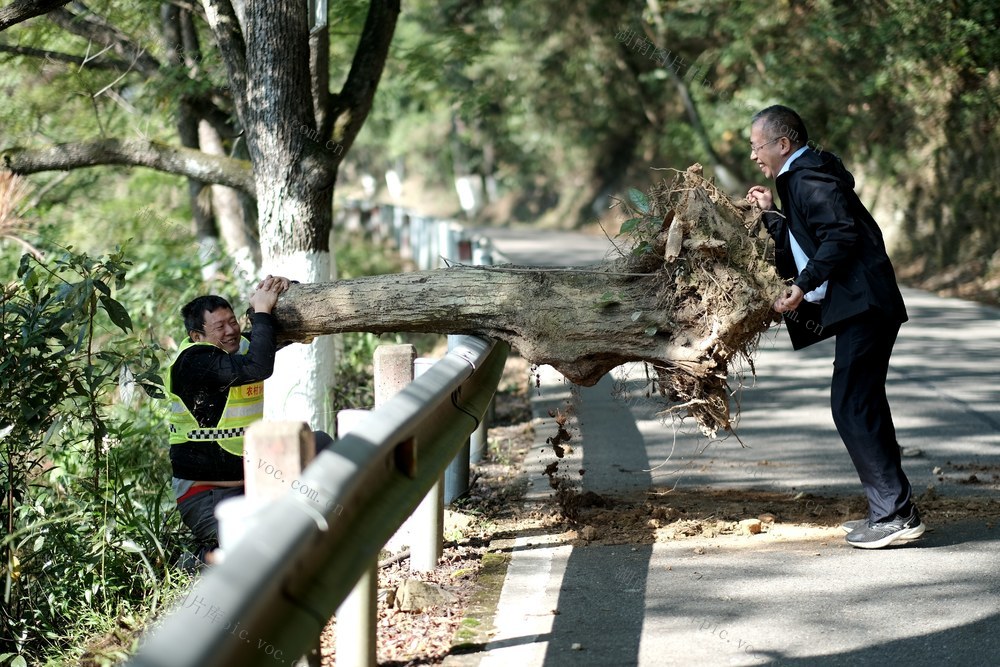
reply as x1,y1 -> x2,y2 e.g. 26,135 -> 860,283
610,164 -> 784,436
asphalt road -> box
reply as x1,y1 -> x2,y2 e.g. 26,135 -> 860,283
453,229 -> 1000,667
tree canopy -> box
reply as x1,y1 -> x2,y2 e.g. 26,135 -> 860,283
2,1 -> 997,286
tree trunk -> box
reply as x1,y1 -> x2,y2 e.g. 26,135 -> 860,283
198,119 -> 260,274
210,0 -> 396,433
162,4 -> 217,249
233,1 -> 332,432
273,168 -> 782,436
274,265 -> 703,385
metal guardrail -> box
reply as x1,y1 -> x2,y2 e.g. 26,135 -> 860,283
341,199 -> 495,271
341,198 -> 497,488
128,336 -> 509,667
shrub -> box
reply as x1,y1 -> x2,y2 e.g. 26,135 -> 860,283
1,248 -> 173,665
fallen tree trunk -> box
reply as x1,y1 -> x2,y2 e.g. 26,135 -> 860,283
273,166 -> 784,435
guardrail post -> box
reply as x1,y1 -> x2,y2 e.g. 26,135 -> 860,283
438,222 -> 459,268
469,237 -> 495,465
469,414 -> 488,465
334,409 -> 375,667
408,358 -> 444,572
380,357 -> 445,572
241,422 -> 321,666
218,422 -> 318,556
444,337 -> 472,504
472,237 -> 494,267
374,344 -> 417,406
336,345 -> 416,666
244,422 -> 317,501
398,210 -> 411,260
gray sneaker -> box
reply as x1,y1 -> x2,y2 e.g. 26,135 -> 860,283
845,506 -> 925,549
840,518 -> 867,533
840,517 -> 923,537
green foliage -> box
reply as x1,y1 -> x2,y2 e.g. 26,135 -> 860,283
627,188 -> 650,215
334,230 -> 405,280
351,0 -> 998,284
615,191 -> 661,259
0,247 -> 178,665
329,332 -> 380,413
330,231 -> 443,413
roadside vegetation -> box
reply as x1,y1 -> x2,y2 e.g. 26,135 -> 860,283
0,168 -> 411,665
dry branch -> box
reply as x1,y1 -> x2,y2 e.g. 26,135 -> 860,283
274,165 -> 784,436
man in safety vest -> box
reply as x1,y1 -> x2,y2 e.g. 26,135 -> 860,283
165,275 -> 330,564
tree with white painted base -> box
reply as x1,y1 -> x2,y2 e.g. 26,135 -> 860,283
2,1 -> 401,432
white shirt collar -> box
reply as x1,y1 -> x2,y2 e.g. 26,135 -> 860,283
777,145 -> 810,177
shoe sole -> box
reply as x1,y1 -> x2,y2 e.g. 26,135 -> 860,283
846,523 -> 926,549
840,521 -> 922,539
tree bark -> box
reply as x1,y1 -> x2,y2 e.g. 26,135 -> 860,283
0,0 -> 71,32
208,0 -> 398,433
2,139 -> 255,194
308,4 -> 330,133
273,265 -> 719,387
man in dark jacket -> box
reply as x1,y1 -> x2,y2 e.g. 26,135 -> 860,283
165,275 -> 331,563
746,105 -> 923,549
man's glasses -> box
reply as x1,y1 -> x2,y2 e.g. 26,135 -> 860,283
750,136 -> 783,154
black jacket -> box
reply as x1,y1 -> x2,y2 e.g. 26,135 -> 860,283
169,312 -> 278,480
762,149 -> 907,349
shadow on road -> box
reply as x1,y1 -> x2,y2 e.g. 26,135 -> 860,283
544,374 -> 653,666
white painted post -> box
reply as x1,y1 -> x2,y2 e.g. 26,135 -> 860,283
398,209 -> 412,260
444,337 -> 471,504
438,222 -> 460,268
418,217 -> 434,270
243,421 -> 316,501
335,345 -> 417,665
472,237 -> 494,266
470,237 -> 495,465
239,422 -> 321,666
333,408 -> 375,667
407,358 -> 443,572
411,216 -> 425,269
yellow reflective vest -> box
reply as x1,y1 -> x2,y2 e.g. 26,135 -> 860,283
164,337 -> 264,456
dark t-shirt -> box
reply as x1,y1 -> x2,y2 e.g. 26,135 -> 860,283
169,312 -> 277,480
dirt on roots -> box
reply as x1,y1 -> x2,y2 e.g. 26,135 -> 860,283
611,165 -> 783,437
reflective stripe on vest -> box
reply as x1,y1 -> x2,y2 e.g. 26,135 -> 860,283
164,337 -> 264,455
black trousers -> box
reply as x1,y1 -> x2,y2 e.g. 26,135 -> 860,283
830,311 -> 911,522
178,429 -> 334,557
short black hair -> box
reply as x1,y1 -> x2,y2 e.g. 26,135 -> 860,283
752,105 -> 808,147
182,295 -> 234,334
